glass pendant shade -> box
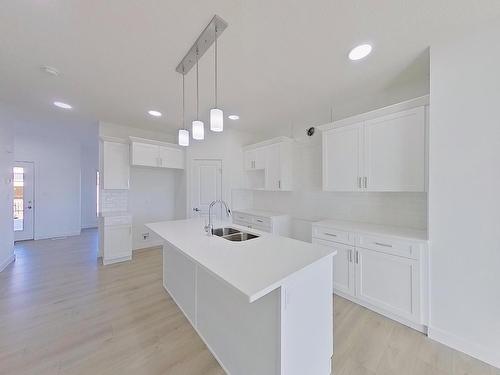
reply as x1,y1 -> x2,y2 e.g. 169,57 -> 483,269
210,108 -> 224,132
178,129 -> 189,146
192,120 -> 204,140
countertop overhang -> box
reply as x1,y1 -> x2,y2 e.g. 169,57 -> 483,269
146,218 -> 336,303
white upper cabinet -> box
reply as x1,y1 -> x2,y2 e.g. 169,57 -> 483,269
244,137 -> 292,191
244,147 -> 267,170
131,142 -> 159,167
102,141 -> 130,190
158,145 -> 184,169
322,123 -> 363,191
364,107 -> 425,192
321,98 -> 428,192
130,137 -> 184,169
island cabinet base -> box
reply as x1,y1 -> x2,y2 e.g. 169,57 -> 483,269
162,243 -> 333,375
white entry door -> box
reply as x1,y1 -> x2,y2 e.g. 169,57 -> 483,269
14,162 -> 34,241
190,159 -> 222,218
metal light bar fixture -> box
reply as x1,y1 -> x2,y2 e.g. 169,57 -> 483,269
176,15 -> 228,75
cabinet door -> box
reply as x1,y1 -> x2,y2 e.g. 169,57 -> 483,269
254,147 -> 267,169
363,107 -> 425,191
158,146 -> 184,169
265,143 -> 281,191
104,224 -> 132,260
355,247 -> 420,323
244,149 -> 256,170
103,141 -> 130,189
131,142 -> 159,167
322,123 -> 363,191
313,239 -> 355,296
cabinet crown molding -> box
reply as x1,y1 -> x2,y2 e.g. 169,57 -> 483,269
318,95 -> 429,132
129,136 -> 182,150
243,136 -> 292,151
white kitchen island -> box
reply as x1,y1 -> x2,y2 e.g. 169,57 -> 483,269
146,218 -> 337,375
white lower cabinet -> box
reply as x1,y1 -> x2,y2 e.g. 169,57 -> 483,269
313,224 -> 428,332
232,210 -> 291,237
314,239 -> 355,296
355,247 -> 420,323
100,214 -> 132,265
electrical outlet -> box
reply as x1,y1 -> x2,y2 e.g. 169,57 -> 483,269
142,232 -> 150,241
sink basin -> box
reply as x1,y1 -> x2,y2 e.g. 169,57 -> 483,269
212,227 -> 260,242
212,227 -> 240,236
222,232 -> 259,242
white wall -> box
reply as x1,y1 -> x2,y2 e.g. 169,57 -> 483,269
99,121 -> 181,249
81,124 -> 99,228
129,166 -> 179,249
0,111 -> 15,271
428,19 -> 500,368
14,126 -> 83,239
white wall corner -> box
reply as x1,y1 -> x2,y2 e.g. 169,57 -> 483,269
0,253 -> 15,273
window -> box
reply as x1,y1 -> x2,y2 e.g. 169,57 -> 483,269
13,167 -> 24,231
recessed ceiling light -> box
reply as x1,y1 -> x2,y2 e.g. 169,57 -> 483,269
228,115 -> 239,120
348,44 -> 372,61
53,101 -> 72,109
148,110 -> 162,117
41,65 -> 60,76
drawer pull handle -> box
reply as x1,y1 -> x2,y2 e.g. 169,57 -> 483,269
375,242 -> 392,248
324,233 -> 337,237
256,219 -> 264,223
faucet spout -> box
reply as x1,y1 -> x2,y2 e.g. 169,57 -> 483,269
205,200 -> 231,235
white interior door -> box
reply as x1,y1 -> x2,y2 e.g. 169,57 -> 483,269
190,159 -> 222,218
14,162 -> 34,241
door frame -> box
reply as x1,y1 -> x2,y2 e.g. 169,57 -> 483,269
13,161 -> 35,241
188,158 -> 223,219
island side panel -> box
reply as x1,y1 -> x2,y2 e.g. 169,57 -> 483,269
163,244 -> 196,325
196,266 -> 281,375
281,255 -> 334,375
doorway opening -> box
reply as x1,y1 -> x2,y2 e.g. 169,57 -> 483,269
13,162 -> 34,241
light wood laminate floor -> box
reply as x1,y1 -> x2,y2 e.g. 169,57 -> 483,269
0,229 -> 498,375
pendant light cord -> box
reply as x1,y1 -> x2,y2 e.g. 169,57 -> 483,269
196,49 -> 199,120
215,26 -> 218,107
182,68 -> 185,130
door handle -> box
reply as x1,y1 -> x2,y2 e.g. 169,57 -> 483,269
193,207 -> 200,212
364,177 -> 368,189
374,242 -> 393,248
355,250 -> 359,264
358,177 -> 362,189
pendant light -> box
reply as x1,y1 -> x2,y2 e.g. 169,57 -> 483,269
178,67 -> 189,146
192,49 -> 205,140
210,25 -> 223,132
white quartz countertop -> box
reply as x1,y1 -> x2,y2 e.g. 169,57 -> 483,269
232,208 -> 289,218
146,218 -> 336,303
313,219 -> 428,242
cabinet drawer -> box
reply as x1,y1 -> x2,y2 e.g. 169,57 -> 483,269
356,234 -> 419,260
233,212 -> 252,224
312,226 -> 352,245
104,215 -> 132,226
252,215 -> 271,227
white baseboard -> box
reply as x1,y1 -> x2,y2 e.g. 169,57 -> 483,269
428,326 -> 500,369
334,290 -> 427,333
0,253 -> 15,272
133,240 -> 163,251
35,230 -> 82,240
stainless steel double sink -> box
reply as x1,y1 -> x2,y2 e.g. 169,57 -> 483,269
211,227 -> 259,242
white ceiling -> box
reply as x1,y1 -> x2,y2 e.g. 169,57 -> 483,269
1,0 -> 500,135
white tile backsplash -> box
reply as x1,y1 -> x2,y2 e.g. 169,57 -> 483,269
100,190 -> 128,213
